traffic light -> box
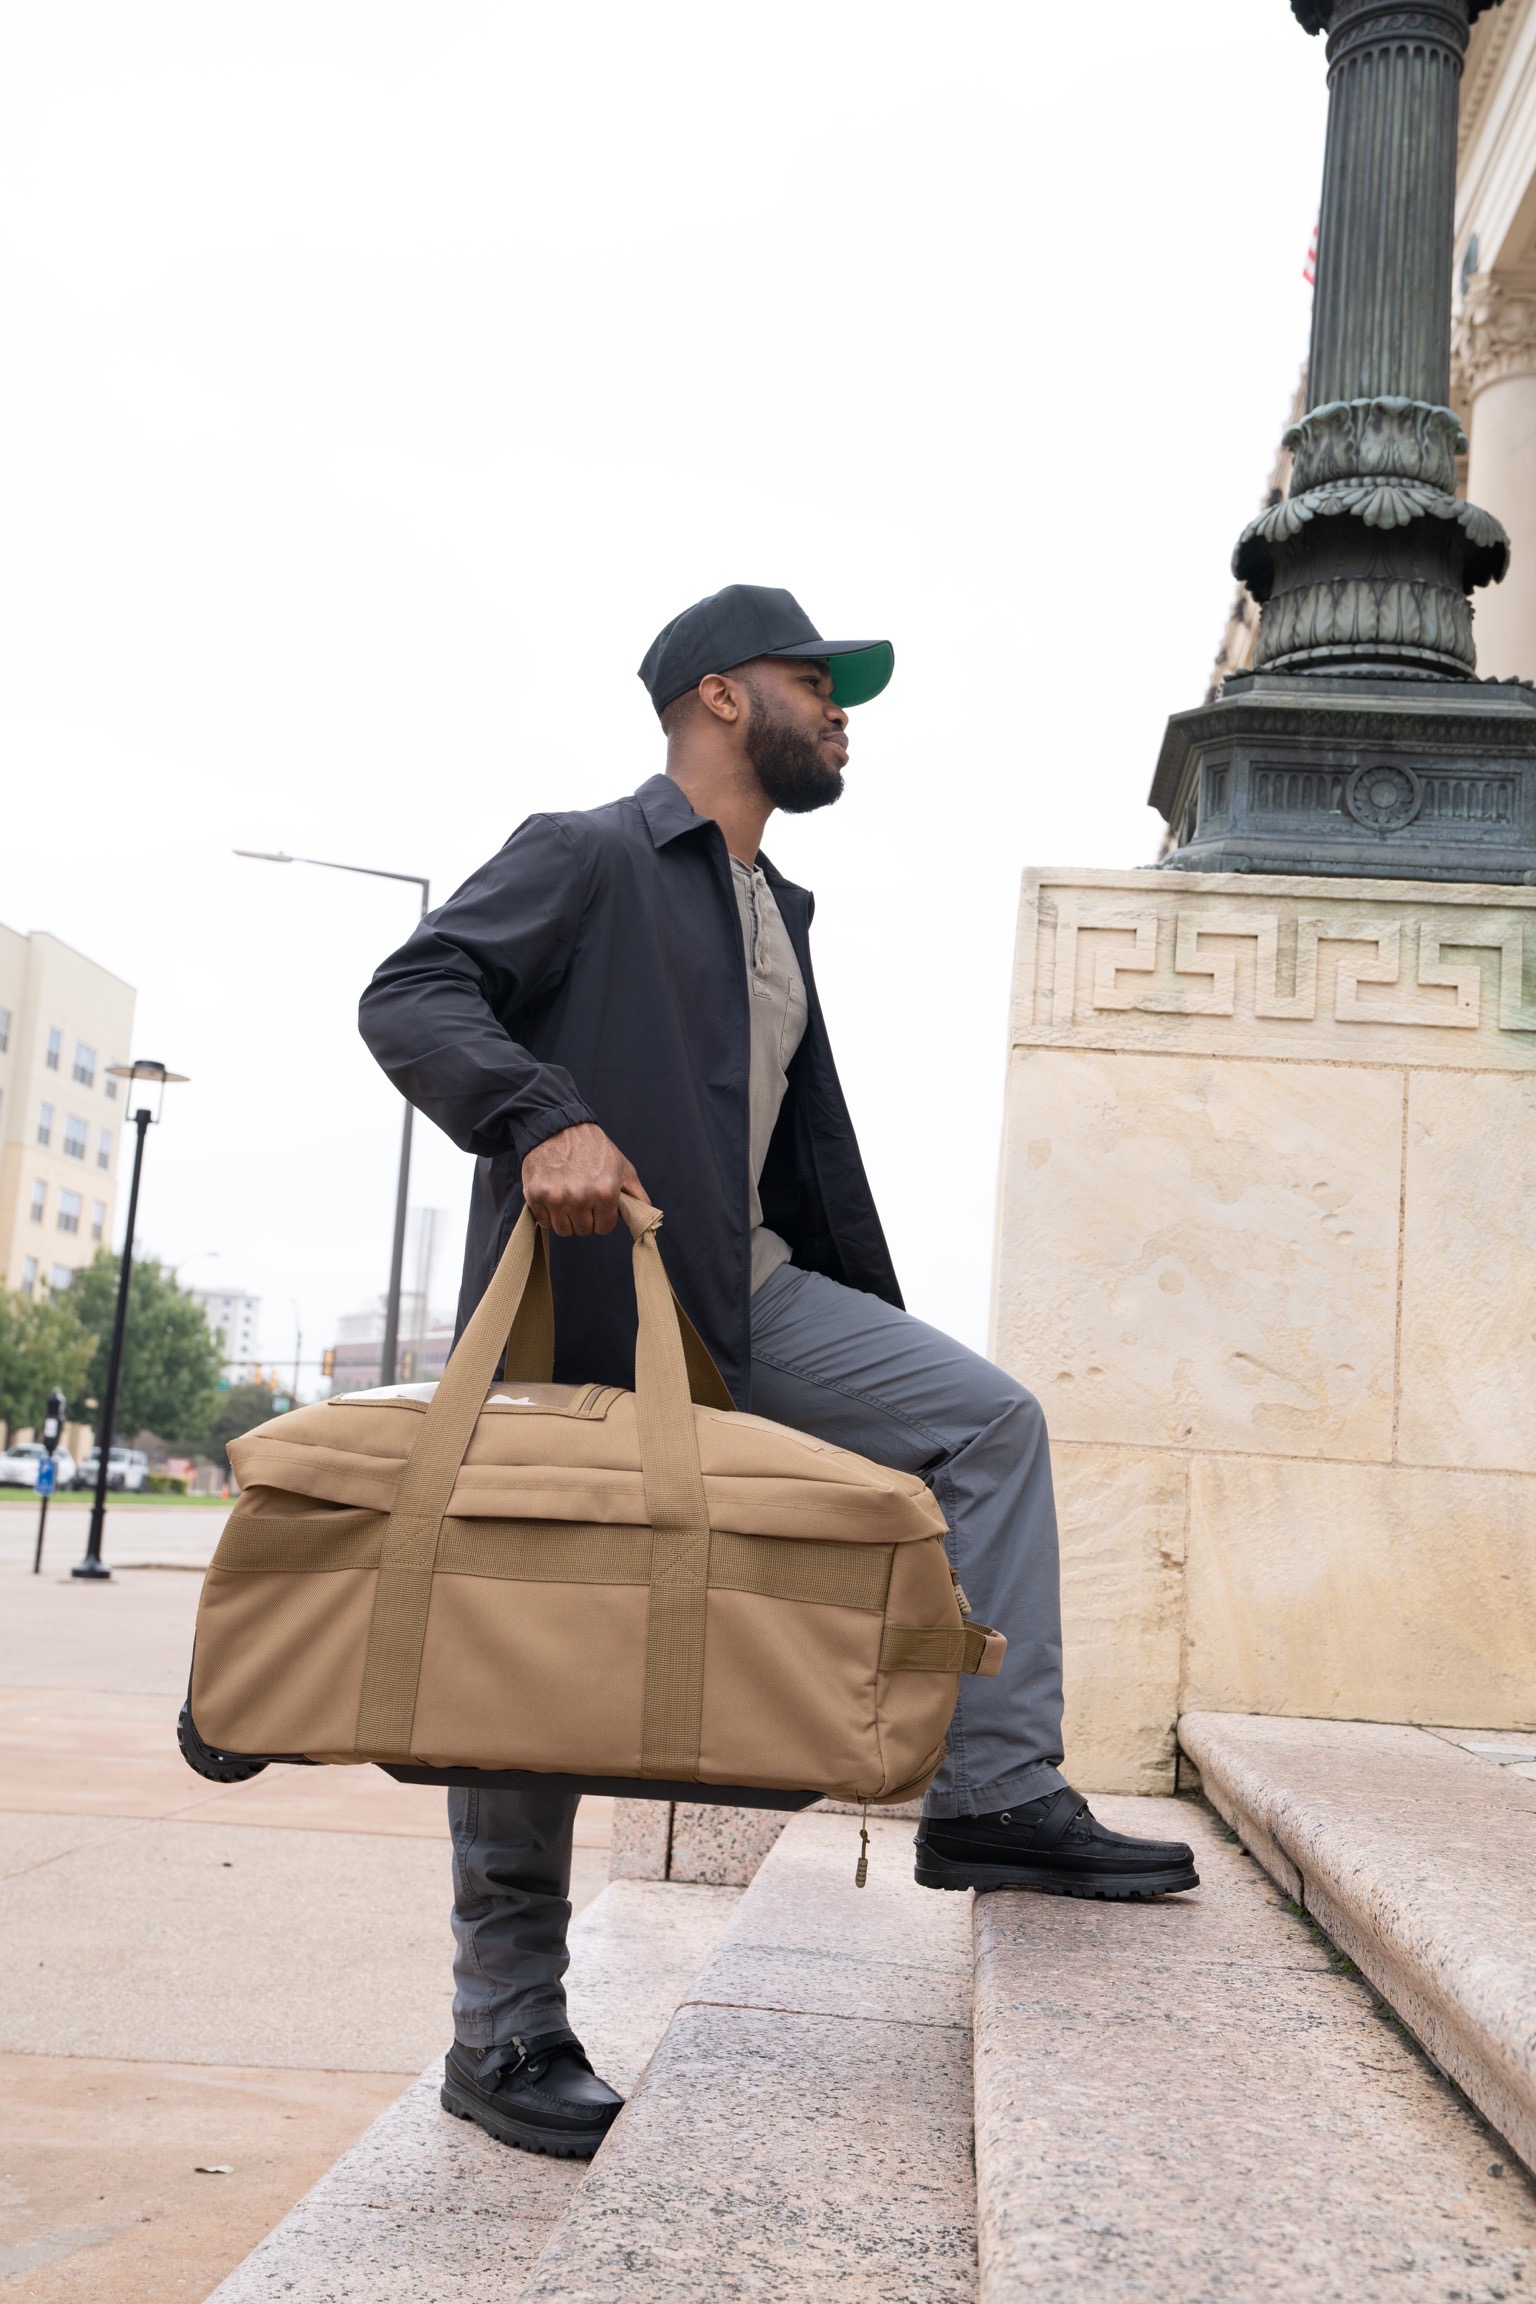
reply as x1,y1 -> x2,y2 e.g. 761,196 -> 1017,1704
321,1348 -> 335,1379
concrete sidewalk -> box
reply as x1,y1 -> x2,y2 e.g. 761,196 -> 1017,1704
0,1545 -> 612,2301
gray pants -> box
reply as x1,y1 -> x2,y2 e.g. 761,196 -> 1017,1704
448,1262 -> 1065,2045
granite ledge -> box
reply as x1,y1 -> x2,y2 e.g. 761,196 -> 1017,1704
1179,1710 -> 1536,2173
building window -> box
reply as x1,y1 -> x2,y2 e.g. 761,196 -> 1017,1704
97,1127 -> 112,1171
0,1006 -> 9,1053
36,1103 -> 53,1148
64,1114 -> 88,1161
30,1180 -> 46,1224
73,1042 -> 96,1088
104,1071 -> 118,1100
57,1190 -> 81,1235
50,1264 -> 73,1291
91,1200 -> 106,1243
21,1256 -> 37,1295
45,1027 -> 61,1071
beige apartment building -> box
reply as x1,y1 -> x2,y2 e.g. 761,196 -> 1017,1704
0,924 -> 137,1298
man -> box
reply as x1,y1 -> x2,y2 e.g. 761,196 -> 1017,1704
359,582 -> 1196,2161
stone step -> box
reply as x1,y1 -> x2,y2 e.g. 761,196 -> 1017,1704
609,1796 -> 924,1888
973,1791 -> 1536,2301
205,1878 -> 741,2303
1180,1709 -> 1536,2175
517,1808 -> 977,2302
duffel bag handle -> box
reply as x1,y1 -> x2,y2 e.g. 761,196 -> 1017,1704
355,1192 -> 727,1771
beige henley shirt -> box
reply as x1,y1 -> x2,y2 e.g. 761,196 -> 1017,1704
729,855 -> 809,1292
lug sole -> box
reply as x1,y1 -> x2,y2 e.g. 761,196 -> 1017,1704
440,2078 -> 615,2159
914,1852 -> 1200,1899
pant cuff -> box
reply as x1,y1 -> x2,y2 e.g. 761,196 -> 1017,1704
452,1999 -> 570,2049
920,1758 -> 1067,1819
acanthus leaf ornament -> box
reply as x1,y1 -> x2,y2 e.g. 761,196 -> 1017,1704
1451,275 -> 1536,404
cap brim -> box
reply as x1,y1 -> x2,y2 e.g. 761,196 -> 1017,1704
762,637 -> 894,709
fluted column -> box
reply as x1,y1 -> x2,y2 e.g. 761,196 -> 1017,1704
1149,0 -> 1536,881
1455,274 -> 1536,677
1230,0 -> 1509,682
1307,0 -> 1466,408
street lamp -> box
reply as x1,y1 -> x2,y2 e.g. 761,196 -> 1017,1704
234,849 -> 430,1387
74,1061 -> 189,1582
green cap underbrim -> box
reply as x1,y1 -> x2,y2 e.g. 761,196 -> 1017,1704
763,637 -> 894,709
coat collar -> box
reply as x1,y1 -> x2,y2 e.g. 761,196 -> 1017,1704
631,774 -> 809,908
635,773 -> 711,849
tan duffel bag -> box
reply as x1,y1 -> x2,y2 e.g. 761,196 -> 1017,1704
185,1195 -> 1004,1808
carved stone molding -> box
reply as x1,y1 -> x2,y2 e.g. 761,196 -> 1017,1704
1459,0 -> 1527,148
1452,274 -> 1536,402
1014,873 -> 1536,1065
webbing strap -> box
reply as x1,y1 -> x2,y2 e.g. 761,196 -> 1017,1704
880,1622 -> 1007,1677
353,1195 -> 728,1766
502,1227 -> 554,1382
625,1198 -> 713,1778
355,1209 -> 543,1758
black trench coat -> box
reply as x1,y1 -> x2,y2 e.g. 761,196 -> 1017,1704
357,773 -> 900,1406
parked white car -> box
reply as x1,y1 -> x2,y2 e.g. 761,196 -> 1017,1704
73,1446 -> 149,1493
0,1440 -> 78,1489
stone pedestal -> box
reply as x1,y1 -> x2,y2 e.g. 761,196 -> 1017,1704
991,866 -> 1536,1793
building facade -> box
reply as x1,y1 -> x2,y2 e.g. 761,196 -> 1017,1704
323,1318 -> 454,1393
1452,0 -> 1536,679
190,1286 -> 262,1383
0,926 -> 136,1298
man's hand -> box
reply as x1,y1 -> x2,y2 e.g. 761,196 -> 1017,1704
521,1123 -> 647,1238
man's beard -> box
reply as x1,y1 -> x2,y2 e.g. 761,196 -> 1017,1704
741,678 -> 845,814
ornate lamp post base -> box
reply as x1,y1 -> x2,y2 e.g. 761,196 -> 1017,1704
1152,669 -> 1536,882
1154,0 -> 1534,882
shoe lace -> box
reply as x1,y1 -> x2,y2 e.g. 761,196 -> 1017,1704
474,2030 -> 590,2091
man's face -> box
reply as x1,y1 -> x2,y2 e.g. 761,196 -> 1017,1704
738,656 -> 849,815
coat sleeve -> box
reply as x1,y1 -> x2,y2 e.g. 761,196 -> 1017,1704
357,814 -> 598,1162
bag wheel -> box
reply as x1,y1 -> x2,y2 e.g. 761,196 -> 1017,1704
177,1700 -> 269,1783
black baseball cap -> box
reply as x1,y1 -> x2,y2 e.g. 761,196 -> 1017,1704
638,583 -> 894,716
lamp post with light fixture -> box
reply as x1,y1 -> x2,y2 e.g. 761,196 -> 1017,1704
234,849 -> 429,1387
1151,0 -> 1536,882
73,1061 -> 189,1582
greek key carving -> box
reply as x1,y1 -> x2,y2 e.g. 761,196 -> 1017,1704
1046,904 -> 1536,1035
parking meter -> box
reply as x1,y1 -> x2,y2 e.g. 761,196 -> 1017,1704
32,1388 -> 67,1572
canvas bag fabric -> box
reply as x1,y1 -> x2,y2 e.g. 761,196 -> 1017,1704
190,1197 -> 1005,1805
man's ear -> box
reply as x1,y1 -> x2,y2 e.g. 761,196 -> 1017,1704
697,672 -> 745,726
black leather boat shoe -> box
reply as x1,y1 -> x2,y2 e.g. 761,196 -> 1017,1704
441,2030 -> 623,2157
915,1786 -> 1199,1898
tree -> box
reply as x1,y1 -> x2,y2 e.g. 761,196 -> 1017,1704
204,1381 -> 279,1476
68,1252 -> 223,1453
0,1287 -> 96,1435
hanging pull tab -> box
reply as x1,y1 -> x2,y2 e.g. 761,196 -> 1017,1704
950,1570 -> 973,1620
855,1800 -> 870,1888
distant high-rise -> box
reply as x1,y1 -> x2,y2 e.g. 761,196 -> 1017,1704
191,1287 -> 262,1383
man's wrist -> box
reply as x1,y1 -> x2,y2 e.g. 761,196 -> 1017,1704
513,1107 -> 600,1166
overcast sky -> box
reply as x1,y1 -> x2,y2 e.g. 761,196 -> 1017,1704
0,3 -> 1328,1380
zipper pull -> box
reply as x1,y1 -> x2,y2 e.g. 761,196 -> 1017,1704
950,1569 -> 973,1619
855,1800 -> 870,1888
